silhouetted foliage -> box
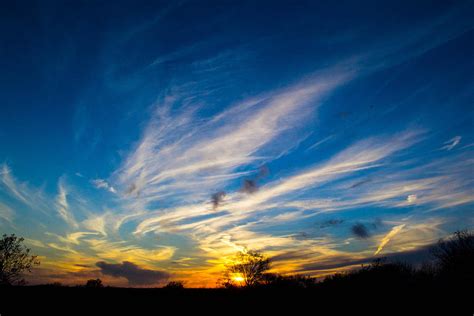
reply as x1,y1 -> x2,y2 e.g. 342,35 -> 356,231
85,278 -> 104,288
431,230 -> 474,283
164,281 -> 184,289
0,233 -> 40,286
222,250 -> 270,287
261,273 -> 317,289
44,282 -> 65,287
320,258 -> 421,291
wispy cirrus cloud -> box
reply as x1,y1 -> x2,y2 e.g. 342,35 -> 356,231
131,129 -> 425,245
0,164 -> 28,204
278,150 -> 474,216
56,181 -> 78,229
127,125 -> 472,283
0,202 -> 14,224
441,136 -> 462,151
116,66 -> 354,209
209,129 -> 425,219
0,163 -> 50,214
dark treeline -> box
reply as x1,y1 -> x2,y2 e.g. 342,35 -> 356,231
0,231 -> 472,313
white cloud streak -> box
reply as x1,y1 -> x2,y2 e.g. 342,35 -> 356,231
0,202 -> 14,224
56,181 -> 78,229
441,136 -> 461,151
374,224 -> 406,255
117,67 -> 354,208
0,163 -> 50,214
131,129 -> 425,238
91,179 -> 117,194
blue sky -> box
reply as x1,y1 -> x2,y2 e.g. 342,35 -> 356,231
0,0 -> 473,287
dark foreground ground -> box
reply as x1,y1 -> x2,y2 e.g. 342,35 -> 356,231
0,282 -> 472,315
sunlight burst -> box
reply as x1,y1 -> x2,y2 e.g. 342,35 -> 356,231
232,273 -> 245,284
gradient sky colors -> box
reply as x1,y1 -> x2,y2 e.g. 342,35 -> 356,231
0,1 -> 473,287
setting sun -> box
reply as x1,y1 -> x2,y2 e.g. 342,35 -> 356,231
232,274 -> 245,284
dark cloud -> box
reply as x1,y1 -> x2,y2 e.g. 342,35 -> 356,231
293,232 -> 311,240
74,264 -> 91,268
349,178 -> 372,189
271,250 -> 313,263
351,223 -> 371,239
350,219 -> 383,238
240,179 -> 258,194
239,165 -> 269,194
320,219 -> 344,228
211,191 -> 226,210
96,261 -> 169,285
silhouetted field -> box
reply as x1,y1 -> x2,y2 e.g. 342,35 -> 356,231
0,279 -> 471,314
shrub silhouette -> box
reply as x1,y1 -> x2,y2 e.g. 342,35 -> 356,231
163,281 -> 184,289
321,259 -> 416,289
261,273 -> 317,289
431,230 -> 474,283
85,278 -> 104,288
44,282 -> 65,287
0,233 -> 40,286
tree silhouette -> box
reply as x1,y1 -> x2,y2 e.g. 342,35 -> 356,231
0,234 -> 40,286
85,278 -> 104,288
222,250 -> 270,287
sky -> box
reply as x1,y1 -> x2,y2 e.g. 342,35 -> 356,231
0,0 -> 473,287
